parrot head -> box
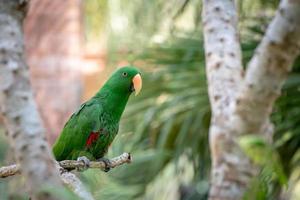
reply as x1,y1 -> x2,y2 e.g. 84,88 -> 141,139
103,66 -> 142,96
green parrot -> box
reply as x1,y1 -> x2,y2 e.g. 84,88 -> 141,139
52,66 -> 142,171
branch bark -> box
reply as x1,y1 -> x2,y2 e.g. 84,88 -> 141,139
60,170 -> 95,200
1,153 -> 131,200
0,1 -> 62,199
0,152 -> 132,178
202,0 -> 300,199
58,153 -> 131,200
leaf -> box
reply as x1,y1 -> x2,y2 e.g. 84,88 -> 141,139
238,135 -> 287,186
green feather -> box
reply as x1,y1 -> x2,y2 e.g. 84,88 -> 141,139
52,66 -> 141,161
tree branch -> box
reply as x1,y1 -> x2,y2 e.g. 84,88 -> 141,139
57,153 -> 131,200
202,0 -> 300,199
59,152 -> 131,170
0,164 -> 20,178
60,170 -> 95,200
0,152 -> 132,178
235,0 -> 300,136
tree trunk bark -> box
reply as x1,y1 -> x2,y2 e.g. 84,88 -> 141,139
0,1 -> 62,199
202,0 -> 300,199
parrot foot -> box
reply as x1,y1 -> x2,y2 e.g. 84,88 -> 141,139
98,158 -> 111,172
59,167 -> 68,174
77,156 -> 91,171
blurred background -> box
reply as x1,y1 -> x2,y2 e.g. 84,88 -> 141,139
0,0 -> 300,199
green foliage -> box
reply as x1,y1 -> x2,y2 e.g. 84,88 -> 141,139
243,168 -> 274,200
124,36 -> 212,189
271,57 -> 300,199
0,128 -> 11,200
101,27 -> 300,200
81,1 -> 300,199
82,35 -> 211,200
0,128 -> 9,164
1,0 -> 299,199
273,58 -> 300,177
41,185 -> 81,200
84,0 -> 108,43
239,135 -> 287,187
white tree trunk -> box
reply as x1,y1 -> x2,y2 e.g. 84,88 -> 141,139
202,0 -> 300,199
0,1 -> 62,199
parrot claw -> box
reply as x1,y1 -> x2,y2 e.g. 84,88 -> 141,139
98,158 -> 111,172
77,156 -> 90,171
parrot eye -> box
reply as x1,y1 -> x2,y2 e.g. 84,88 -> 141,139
122,72 -> 128,77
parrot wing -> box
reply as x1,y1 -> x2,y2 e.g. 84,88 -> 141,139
52,98 -> 103,161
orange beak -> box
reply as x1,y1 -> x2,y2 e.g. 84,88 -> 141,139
132,74 -> 142,96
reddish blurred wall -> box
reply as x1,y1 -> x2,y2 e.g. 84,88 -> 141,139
24,0 -> 83,144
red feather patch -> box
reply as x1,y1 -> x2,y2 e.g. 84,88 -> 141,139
86,131 -> 100,147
